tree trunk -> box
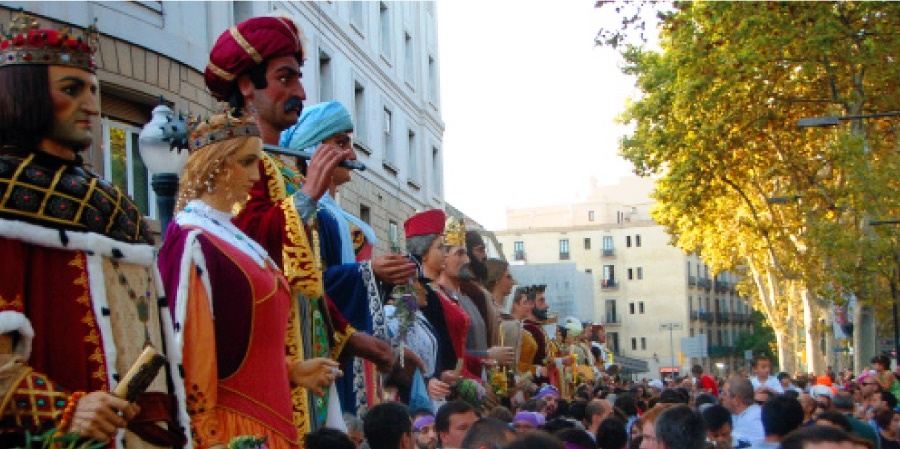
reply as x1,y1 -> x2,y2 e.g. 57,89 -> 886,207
854,301 -> 877,373
803,288 -> 824,375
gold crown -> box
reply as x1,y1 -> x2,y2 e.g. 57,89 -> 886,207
187,111 -> 261,152
0,11 -> 98,72
444,215 -> 466,247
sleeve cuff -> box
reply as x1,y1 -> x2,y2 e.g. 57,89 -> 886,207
292,191 -> 318,224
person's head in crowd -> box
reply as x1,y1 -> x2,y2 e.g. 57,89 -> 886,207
504,432 -> 567,449
413,412 -> 438,449
872,355 -> 891,374
753,354 -> 774,380
694,393 -> 716,410
654,405 -> 705,449
436,400 -> 477,449
639,404 -> 676,449
796,374 -> 810,391
459,417 -> 515,449
364,402 -> 413,449
629,417 -> 644,444
762,395 -> 804,441
512,411 -> 542,434
810,385 -> 834,413
344,413 -> 366,448
487,405 -> 513,423
779,372 -> 793,389
831,392 -> 856,414
596,416 -> 629,449
815,411 -> 853,433
701,404 -> 733,449
584,399 -> 612,434
615,393 -> 640,418
536,385 -> 561,416
521,397 -> 548,415
799,394 -> 818,423
874,409 -> 898,436
570,399 -> 588,422
859,372 -> 881,399
720,376 -> 754,414
871,391 -> 898,413
648,380 -> 665,396
785,389 -> 800,400
691,365 -> 704,379
556,427 -> 599,449
780,425 -> 860,449
658,389 -> 685,405
543,417 -> 577,434
305,427 -> 357,449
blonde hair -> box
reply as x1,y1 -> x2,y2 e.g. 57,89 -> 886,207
176,114 -> 262,212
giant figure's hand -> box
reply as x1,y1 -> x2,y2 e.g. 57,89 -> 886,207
487,346 -> 515,366
427,378 -> 450,400
372,254 -> 416,284
288,358 -> 341,396
344,333 -> 393,373
70,391 -> 139,442
299,142 -> 355,201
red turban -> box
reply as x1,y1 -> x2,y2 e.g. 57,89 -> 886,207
205,15 -> 305,100
404,209 -> 446,238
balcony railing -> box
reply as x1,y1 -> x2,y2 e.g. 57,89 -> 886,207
688,275 -> 697,286
700,311 -> 714,323
714,281 -> 728,293
698,278 -> 712,290
717,312 -> 730,323
601,279 -> 619,290
602,248 -> 616,257
514,251 -> 525,261
559,252 -> 570,260
604,313 -> 622,326
690,311 -> 699,320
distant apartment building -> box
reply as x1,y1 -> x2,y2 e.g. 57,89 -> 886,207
495,176 -> 754,378
0,1 -> 444,251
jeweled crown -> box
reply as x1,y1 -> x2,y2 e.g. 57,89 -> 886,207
187,111 -> 261,152
0,11 -> 97,72
444,215 -> 466,247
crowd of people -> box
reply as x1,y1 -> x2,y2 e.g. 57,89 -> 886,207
0,9 -> 895,449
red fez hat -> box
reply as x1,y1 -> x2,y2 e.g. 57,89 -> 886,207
404,209 -> 446,238
205,15 -> 305,100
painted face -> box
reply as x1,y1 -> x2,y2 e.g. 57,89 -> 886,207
47,66 -> 99,156
755,359 -> 771,378
496,269 -> 516,296
415,423 -> 437,449
707,422 -> 733,449
422,235 -> 446,275
543,394 -> 559,414
441,411 -> 476,449
322,131 -> 355,186
246,55 -> 306,132
443,245 -> 469,279
513,295 -> 535,318
219,140 -> 262,201
470,243 -> 487,263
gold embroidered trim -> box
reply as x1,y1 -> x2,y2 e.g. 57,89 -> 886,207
206,61 -> 235,81
278,199 -> 323,300
330,325 -> 355,361
0,293 -> 24,312
230,26 -> 264,64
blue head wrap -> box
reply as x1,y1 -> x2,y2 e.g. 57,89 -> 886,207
278,101 -> 376,260
280,101 -> 353,150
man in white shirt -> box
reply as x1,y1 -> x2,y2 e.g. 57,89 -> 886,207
750,354 -> 784,394
721,376 -> 765,447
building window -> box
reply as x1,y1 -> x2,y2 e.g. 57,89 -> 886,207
605,299 -> 618,324
608,332 -> 620,353
103,119 -> 155,219
602,235 -> 614,256
636,234 -> 642,247
383,107 -> 394,164
350,2 -> 365,32
404,32 -> 414,86
584,238 -> 591,250
379,2 -> 391,60
353,81 -> 367,146
626,236 -> 632,247
514,241 -> 524,261
639,302 -> 645,314
631,338 -> 637,351
637,267 -> 643,280
431,146 -> 442,195
360,204 -> 371,225
589,210 -> 595,221
627,268 -> 634,280
629,302 -> 635,314
641,337 -> 647,350
407,129 -> 418,183
427,55 -> 437,103
559,239 -> 569,260
602,265 -> 616,287
318,49 -> 332,101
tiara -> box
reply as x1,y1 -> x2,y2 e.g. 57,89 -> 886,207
444,215 -> 466,247
0,10 -> 98,72
187,111 -> 260,152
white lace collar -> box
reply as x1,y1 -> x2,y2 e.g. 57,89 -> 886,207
175,199 -> 270,267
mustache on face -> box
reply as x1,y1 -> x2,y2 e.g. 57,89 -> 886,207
284,97 -> 304,115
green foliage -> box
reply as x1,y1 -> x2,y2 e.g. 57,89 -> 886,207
734,310 -> 778,365
16,429 -> 105,449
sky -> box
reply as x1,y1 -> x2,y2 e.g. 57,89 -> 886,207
436,0 -> 641,231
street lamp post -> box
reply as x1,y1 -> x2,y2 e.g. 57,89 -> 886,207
139,98 -> 189,240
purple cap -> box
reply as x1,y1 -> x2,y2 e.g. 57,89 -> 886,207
535,385 -> 560,399
513,412 -> 541,427
414,416 -> 435,431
